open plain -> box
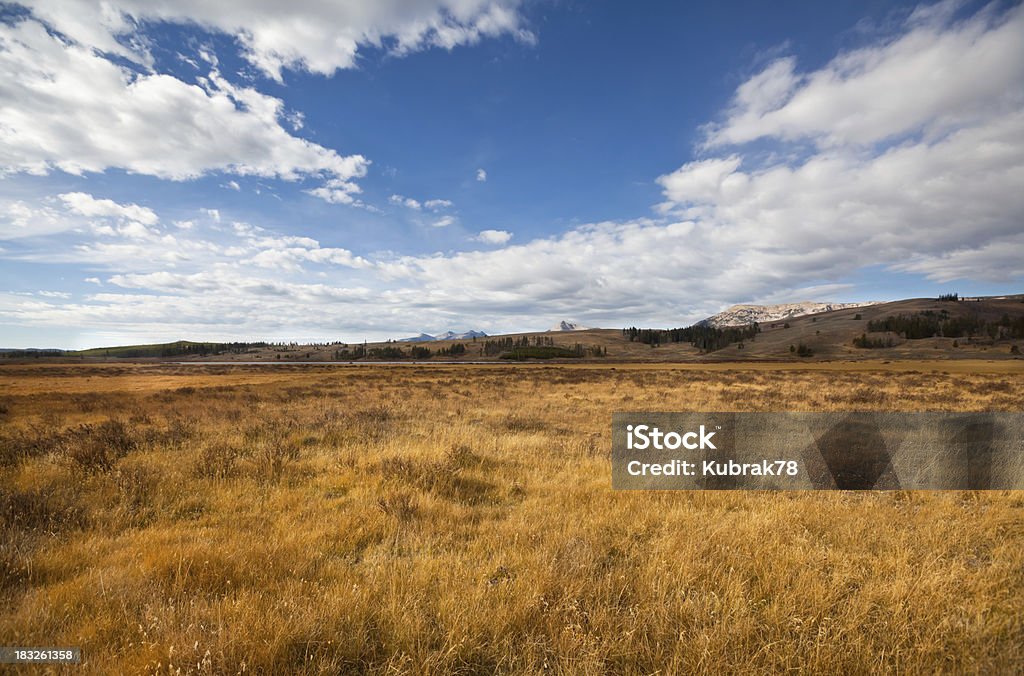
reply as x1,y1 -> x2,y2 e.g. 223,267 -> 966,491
2,361 -> 1023,673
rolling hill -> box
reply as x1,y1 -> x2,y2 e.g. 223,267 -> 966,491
3,295 -> 1022,363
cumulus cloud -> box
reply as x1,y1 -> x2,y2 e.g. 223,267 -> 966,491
655,157 -> 744,209
650,3 -> 1024,296
893,233 -> 1024,283
391,195 -> 454,212
476,168 -> 487,182
248,245 -> 372,271
0,17 -> 368,200
390,194 -> 423,210
59,192 -> 158,226
22,0 -> 533,82
432,215 -> 456,228
0,200 -> 75,239
306,179 -> 364,205
474,229 -> 511,245
2,2 -> 1022,342
704,3 -> 1024,148
371,2 -> 1024,324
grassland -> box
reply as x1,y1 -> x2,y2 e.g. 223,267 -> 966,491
1,362 -> 1023,673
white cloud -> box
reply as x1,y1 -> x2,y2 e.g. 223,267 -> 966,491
391,195 -> 454,211
369,3 -> 1024,323
655,157 -> 744,208
23,0 -> 533,82
893,233 -> 1024,283
0,200 -> 73,239
390,194 -> 422,210
0,192 -> 165,240
224,180 -> 241,191
58,192 -> 158,226
306,179 -> 363,205
476,168 -> 487,182
0,18 -> 368,199
432,215 -> 456,228
474,229 -> 511,245
248,245 -> 372,271
649,3 -> 1024,298
2,2 -> 1022,342
704,3 -> 1024,148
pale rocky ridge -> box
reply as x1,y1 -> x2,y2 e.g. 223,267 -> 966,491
548,320 -> 590,332
700,301 -> 880,328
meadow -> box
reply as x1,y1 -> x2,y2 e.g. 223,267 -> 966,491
1,362 -> 1023,673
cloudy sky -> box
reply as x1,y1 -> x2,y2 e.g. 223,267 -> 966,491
1,0 -> 1022,348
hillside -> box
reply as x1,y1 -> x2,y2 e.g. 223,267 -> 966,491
701,301 -> 879,327
3,295 -> 1022,363
703,295 -> 1024,361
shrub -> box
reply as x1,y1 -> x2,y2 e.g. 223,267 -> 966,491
377,489 -> 418,521
194,443 -> 242,479
351,404 -> 397,441
63,420 -> 137,474
250,429 -> 301,484
0,486 -> 88,534
501,414 -> 548,433
0,426 -> 66,467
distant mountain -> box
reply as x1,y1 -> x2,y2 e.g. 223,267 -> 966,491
435,330 -> 488,341
700,301 -> 879,328
398,330 -> 488,342
398,333 -> 437,343
549,320 -> 590,332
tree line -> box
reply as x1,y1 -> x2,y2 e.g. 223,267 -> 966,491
333,343 -> 470,360
482,335 -> 555,356
500,344 -> 606,360
866,311 -> 1024,340
622,323 -> 760,352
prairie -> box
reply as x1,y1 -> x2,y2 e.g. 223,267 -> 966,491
1,362 -> 1023,673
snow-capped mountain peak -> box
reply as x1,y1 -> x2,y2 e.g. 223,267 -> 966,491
398,330 -> 488,342
436,330 -> 487,341
549,320 -> 590,332
398,333 -> 436,342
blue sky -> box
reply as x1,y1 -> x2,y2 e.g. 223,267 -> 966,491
1,0 -> 1022,348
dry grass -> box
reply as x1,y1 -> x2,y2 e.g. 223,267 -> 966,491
1,363 -> 1022,674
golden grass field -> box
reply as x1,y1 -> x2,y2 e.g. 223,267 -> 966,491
2,362 -> 1023,674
